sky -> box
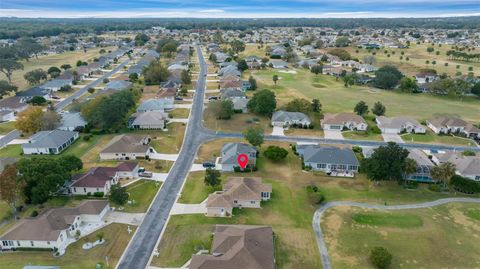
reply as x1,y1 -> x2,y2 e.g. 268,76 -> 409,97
1,0 -> 480,18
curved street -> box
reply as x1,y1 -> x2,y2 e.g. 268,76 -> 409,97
312,198 -> 480,269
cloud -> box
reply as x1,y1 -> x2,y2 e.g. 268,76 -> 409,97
199,9 -> 225,13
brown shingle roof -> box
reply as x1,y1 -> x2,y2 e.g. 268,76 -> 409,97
322,112 -> 366,125
100,135 -> 150,154
206,177 -> 271,208
189,225 -> 275,269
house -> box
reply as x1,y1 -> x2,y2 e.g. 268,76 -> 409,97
0,96 -> 29,113
268,60 -> 288,69
0,200 -> 109,251
321,113 -> 368,131
0,110 -> 14,122
104,80 -> 132,91
431,151 -> 480,181
406,149 -> 436,183
301,145 -> 359,174
137,99 -> 167,113
231,98 -> 249,113
221,143 -> 257,172
219,65 -> 241,77
376,116 -> 426,134
189,225 -> 275,269
58,112 -> 86,131
69,162 -> 139,195
22,130 -> 79,155
240,80 -> 252,91
206,177 -> 272,217
16,86 -> 51,100
414,73 -> 439,84
167,63 -> 188,71
40,78 -> 73,91
427,117 -> 480,138
129,111 -> 168,130
220,88 -> 246,99
358,64 -> 377,73
100,134 -> 151,160
271,110 -> 311,127
156,88 -> 176,110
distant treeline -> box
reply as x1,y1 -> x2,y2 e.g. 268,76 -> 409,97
1,17 -> 480,39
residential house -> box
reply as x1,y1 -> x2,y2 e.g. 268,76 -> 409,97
0,96 -> 29,113
406,149 -> 436,183
129,111 -> 168,130
100,134 -> 151,160
22,130 -> 79,155
271,110 -> 311,127
0,110 -> 14,122
137,99 -> 167,113
189,225 -> 275,269
427,117 -> 480,138
58,112 -> 86,131
376,116 -> 426,134
240,80 -> 252,91
16,86 -> 51,100
321,113 -> 368,131
69,162 -> 139,195
0,200 -> 109,251
358,64 -> 377,73
231,98 -> 249,113
206,177 -> 272,217
268,60 -> 288,69
414,73 -> 439,84
432,151 -> 480,181
220,88 -> 246,99
221,143 -> 257,172
40,78 -> 73,92
156,88 -> 176,110
104,80 -> 132,91
301,145 -> 359,174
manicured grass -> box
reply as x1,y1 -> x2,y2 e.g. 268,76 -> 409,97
119,180 -> 161,213
147,123 -> 186,154
322,204 -> 480,268
203,111 -> 273,134
0,223 -> 135,269
0,47 -> 116,92
60,134 -> 105,158
80,134 -> 115,165
178,172 -> 222,204
342,130 -> 383,141
0,121 -> 16,135
465,208 -> 480,221
351,212 -> 423,228
401,132 -> 475,146
168,108 -> 190,119
0,144 -> 22,157
250,68 -> 480,123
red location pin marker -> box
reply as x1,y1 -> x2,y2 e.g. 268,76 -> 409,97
237,153 -> 249,169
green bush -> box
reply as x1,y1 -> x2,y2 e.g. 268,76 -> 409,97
30,210 -> 38,217
451,175 -> 480,194
93,192 -> 105,197
369,246 -> 393,269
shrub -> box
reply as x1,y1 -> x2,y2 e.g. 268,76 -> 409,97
451,175 -> 480,194
263,145 -> 289,161
352,146 -> 362,153
30,210 -> 38,217
93,192 -> 105,197
369,246 -> 393,269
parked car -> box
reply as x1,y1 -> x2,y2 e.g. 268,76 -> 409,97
207,96 -> 218,101
139,171 -> 153,178
202,161 -> 216,168
175,96 -> 183,101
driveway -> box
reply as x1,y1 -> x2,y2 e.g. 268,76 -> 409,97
105,211 -> 145,225
169,118 -> 189,123
271,126 -> 285,136
174,104 -> 192,109
149,153 -> 179,161
382,133 -> 404,143
170,200 -> 207,215
324,130 -> 344,140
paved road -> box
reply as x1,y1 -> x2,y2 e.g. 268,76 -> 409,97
117,45 -> 214,269
312,198 -> 480,269
54,57 -> 132,111
0,129 -> 21,149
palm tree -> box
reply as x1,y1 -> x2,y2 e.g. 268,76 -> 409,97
272,75 -> 278,87
403,158 -> 418,184
430,162 -> 456,189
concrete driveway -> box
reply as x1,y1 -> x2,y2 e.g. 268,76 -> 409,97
271,126 -> 285,136
105,212 -> 145,225
324,130 -> 344,140
170,200 -> 207,215
174,104 -> 192,109
169,118 -> 189,123
382,133 -> 404,143
149,153 -> 179,161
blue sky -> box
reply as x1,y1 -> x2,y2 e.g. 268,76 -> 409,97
1,0 -> 480,18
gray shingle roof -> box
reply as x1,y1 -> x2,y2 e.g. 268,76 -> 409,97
303,146 -> 359,166
22,130 -> 78,149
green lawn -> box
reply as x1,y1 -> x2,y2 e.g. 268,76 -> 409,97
203,110 -> 273,134
322,204 -> 480,268
178,172 -> 222,204
60,134 -> 105,158
168,108 -> 190,119
0,144 -> 22,157
0,223 -> 135,269
250,68 -> 480,123
118,180 -> 161,213
401,132 -> 476,146
0,201 -> 12,221
0,121 -> 16,135
342,130 -> 383,141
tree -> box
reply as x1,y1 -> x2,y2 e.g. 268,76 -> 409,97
60,64 -> 71,70
109,184 -> 129,205
128,73 -> 138,82
204,168 -> 221,187
15,106 -> 44,133
363,55 -> 376,65
374,65 -> 403,89
40,110 -> 61,130
237,59 -> 248,72
143,61 -> 169,85
248,76 -> 257,90
243,127 -> 264,147
399,77 -> 418,92
310,64 -> 323,75
403,158 -> 418,182
0,165 -> 23,217
264,146 -> 289,161
0,80 -> 18,97
27,96 -> 47,106
134,33 -> 150,46
329,48 -> 351,60
0,59 -> 23,84
230,40 -> 246,54
372,101 -> 386,116
209,53 -> 217,63
430,162 -> 456,188
428,78 -> 471,97
335,36 -> 351,47
59,155 -> 83,171
247,89 -> 276,116
24,69 -> 47,85
47,66 -> 61,78
161,41 -> 178,57
354,101 -> 369,116
285,98 -> 312,114
369,247 -> 393,269
311,99 -> 322,113
361,142 -> 410,182
181,70 -> 192,85
272,75 -> 278,86
209,99 -> 234,120
342,74 -> 357,87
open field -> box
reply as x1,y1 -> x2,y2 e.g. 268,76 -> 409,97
147,122 -> 186,154
250,68 -> 480,123
322,203 -> 480,268
343,42 -> 480,77
240,43 -> 267,58
0,223 -> 135,269
155,139 -> 477,269
113,180 -> 161,213
0,47 -> 115,91
203,110 -> 273,134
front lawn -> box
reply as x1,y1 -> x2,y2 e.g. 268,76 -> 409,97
0,144 -> 22,157
168,108 -> 190,119
116,180 -> 161,213
0,223 -> 135,269
178,171 -> 222,204
203,111 -> 273,134
401,132 -> 475,146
